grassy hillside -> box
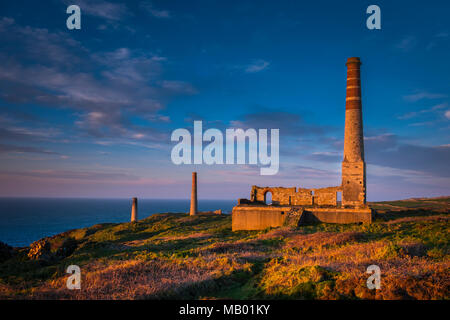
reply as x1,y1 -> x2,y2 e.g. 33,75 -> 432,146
0,197 -> 449,300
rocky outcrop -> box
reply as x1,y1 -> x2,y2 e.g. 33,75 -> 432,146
28,237 -> 78,262
27,239 -> 52,261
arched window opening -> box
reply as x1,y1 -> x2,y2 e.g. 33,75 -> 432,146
264,191 -> 273,205
337,191 -> 342,207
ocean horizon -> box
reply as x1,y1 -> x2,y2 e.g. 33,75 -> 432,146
0,198 -> 236,247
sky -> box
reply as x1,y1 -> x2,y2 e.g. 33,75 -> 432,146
0,0 -> 449,201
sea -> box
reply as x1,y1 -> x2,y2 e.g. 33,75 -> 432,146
0,198 -> 236,247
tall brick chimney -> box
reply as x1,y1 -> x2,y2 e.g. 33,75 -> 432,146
190,172 -> 198,215
342,57 -> 366,207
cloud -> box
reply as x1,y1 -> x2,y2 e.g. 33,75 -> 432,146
296,131 -> 450,194
366,164 -> 450,200
292,165 -> 339,179
159,80 -> 198,95
365,133 -> 397,150
226,109 -> 337,162
427,32 -> 449,51
245,60 -> 270,73
145,114 -> 171,123
318,136 -> 344,151
1,169 -> 138,181
365,133 -> 450,177
62,0 -> 130,21
0,144 -> 59,155
304,152 -> 341,163
0,126 -> 58,142
395,36 -> 417,52
229,110 -> 331,136
0,17 -> 87,67
398,103 -> 447,119
0,18 -> 195,144
445,110 -> 450,120
0,115 -> 61,143
140,1 -> 171,18
397,103 -> 449,128
403,92 -> 447,102
75,110 -> 128,138
435,32 -> 449,38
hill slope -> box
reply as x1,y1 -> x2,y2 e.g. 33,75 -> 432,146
0,197 -> 449,300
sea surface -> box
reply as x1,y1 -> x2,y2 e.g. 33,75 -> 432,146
0,198 -> 236,247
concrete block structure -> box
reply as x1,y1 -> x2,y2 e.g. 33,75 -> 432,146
232,57 -> 372,231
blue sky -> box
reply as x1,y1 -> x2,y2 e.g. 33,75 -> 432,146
0,0 -> 449,200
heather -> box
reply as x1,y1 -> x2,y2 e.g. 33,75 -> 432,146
0,197 -> 448,300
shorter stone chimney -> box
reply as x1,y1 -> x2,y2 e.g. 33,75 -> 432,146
190,172 -> 198,216
131,197 -> 138,222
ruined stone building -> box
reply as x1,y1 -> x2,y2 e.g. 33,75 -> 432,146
232,57 -> 372,231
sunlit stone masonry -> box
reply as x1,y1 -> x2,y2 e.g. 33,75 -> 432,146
131,197 -> 138,222
190,172 -> 198,216
232,57 -> 373,231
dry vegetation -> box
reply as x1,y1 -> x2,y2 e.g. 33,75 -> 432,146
0,197 -> 448,300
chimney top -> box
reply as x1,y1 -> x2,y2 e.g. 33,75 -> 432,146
346,57 -> 361,66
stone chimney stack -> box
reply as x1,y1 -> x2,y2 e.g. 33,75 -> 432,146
342,57 -> 366,207
131,197 -> 138,222
190,172 -> 198,216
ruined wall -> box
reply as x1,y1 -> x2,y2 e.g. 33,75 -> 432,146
250,185 -> 342,207
251,186 -> 296,205
291,188 -> 313,206
314,187 -> 340,206
231,57 -> 372,232
342,161 -> 366,207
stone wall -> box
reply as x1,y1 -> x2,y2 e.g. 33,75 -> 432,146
232,205 -> 372,230
314,186 -> 340,206
231,57 -> 370,231
304,207 -> 372,224
291,188 -> 313,205
250,185 -> 342,207
232,206 -> 290,231
341,161 -> 366,207
252,186 -> 296,205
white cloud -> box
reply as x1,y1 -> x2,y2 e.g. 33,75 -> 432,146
62,0 -> 130,21
0,18 -> 194,144
245,60 -> 270,73
140,1 -> 171,18
395,36 -> 417,52
435,32 -> 449,38
445,110 -> 450,120
398,102 -> 448,119
160,80 -> 198,94
403,92 -> 447,102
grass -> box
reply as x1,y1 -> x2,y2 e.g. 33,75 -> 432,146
0,197 -> 448,300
